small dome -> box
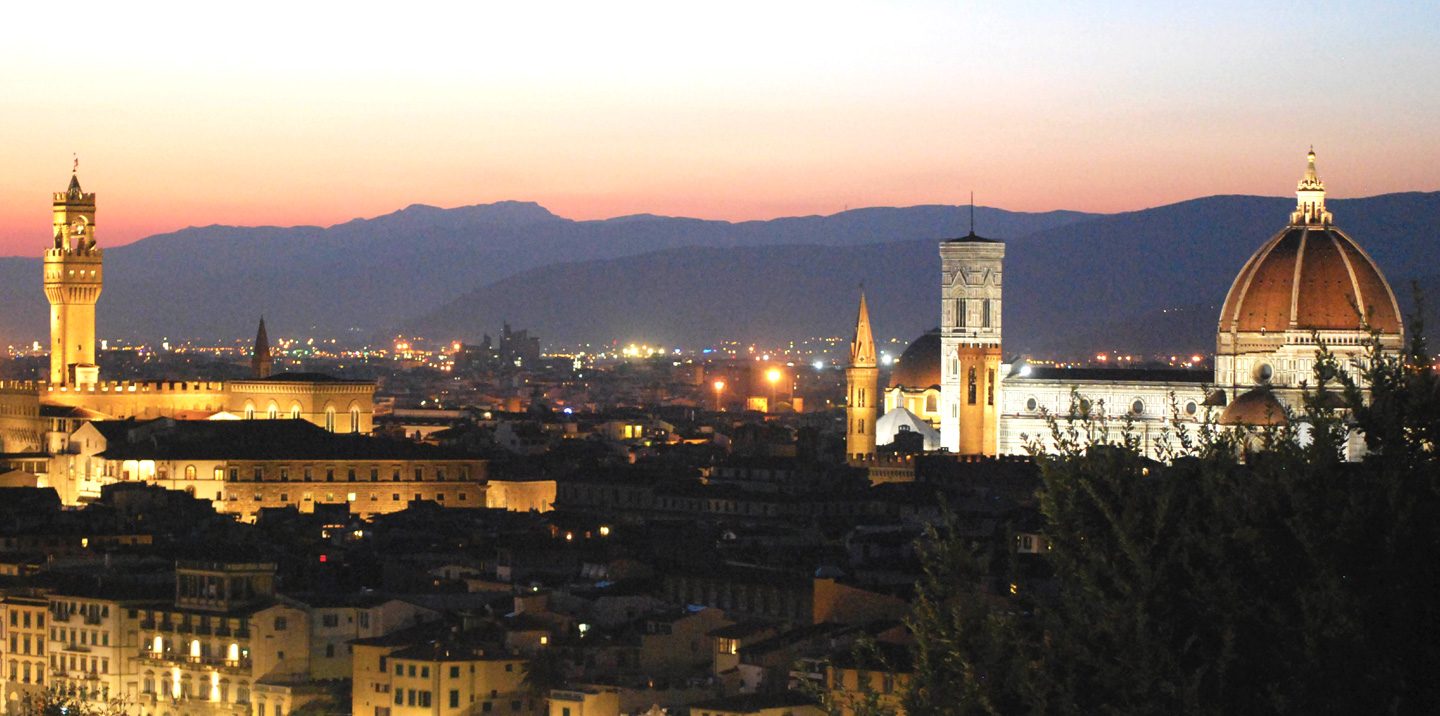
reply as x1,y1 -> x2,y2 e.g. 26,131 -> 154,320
1219,226 -> 1401,336
876,407 -> 942,450
888,330 -> 942,389
1219,388 -> 1287,426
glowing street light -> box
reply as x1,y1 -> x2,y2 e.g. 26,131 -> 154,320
714,380 -> 726,411
766,369 -> 782,412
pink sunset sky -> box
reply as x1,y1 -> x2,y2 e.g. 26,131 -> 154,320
1,1 -> 1437,256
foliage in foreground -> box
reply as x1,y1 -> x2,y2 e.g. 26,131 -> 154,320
905,317 -> 1440,716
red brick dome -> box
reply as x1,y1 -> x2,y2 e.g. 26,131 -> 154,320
1219,225 -> 1401,336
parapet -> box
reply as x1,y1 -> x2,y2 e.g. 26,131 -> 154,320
42,380 -> 227,394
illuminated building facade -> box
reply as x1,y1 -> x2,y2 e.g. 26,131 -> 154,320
872,151 -> 1400,460
938,232 -> 1003,455
0,171 -> 379,506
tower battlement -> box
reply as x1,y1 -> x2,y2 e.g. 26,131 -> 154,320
44,247 -> 103,259
53,191 -> 95,203
42,380 -> 227,394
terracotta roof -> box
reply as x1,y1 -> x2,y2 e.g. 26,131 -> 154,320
1219,388 -> 1287,426
1219,226 -> 1401,335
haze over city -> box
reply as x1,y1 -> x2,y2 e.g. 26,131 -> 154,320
3,1 -> 1439,254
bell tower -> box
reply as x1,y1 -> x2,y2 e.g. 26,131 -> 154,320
252,317 -> 273,379
939,231 -> 1003,455
846,292 -> 878,462
44,168 -> 104,385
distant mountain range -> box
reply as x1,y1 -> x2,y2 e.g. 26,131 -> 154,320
0,193 -> 1435,359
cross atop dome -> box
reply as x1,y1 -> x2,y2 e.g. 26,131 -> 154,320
1291,147 -> 1332,226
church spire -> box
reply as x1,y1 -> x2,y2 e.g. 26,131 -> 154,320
849,292 -> 876,368
1291,147 -> 1332,226
252,317 -> 273,379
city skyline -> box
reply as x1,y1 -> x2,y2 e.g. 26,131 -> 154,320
3,2 -> 1439,255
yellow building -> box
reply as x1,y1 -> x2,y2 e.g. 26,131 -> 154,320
351,636 -> 529,716
823,642 -> 912,716
90,420 -> 487,521
0,595 -> 50,708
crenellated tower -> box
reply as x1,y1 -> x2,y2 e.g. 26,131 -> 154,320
846,292 -> 878,461
44,169 -> 103,385
939,230 -> 1003,455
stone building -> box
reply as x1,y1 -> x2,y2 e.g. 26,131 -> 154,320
869,151 -> 1402,459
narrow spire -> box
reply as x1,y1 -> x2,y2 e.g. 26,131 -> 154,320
969,191 -> 975,237
849,292 -> 877,368
252,317 -> 273,379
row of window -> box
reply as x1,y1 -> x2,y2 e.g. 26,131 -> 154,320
396,689 -> 433,708
1020,396 -> 1201,417
6,659 -> 41,683
8,634 -> 40,655
8,609 -> 42,628
51,653 -> 108,674
51,627 -> 109,646
229,465 -> 471,482
238,492 -> 471,503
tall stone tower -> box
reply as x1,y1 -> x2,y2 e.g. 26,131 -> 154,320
846,292 -> 878,461
252,317 -> 273,379
45,170 -> 103,385
939,232 -> 1003,455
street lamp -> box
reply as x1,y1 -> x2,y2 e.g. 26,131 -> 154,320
713,380 -> 725,412
766,369 -> 781,412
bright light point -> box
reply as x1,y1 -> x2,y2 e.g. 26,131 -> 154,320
1019,365 -> 1031,377
813,361 -> 824,370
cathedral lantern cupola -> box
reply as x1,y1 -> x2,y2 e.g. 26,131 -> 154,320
1290,148 -> 1332,226
44,164 -> 104,385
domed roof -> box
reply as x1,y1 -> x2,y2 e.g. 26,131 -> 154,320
1219,152 -> 1402,337
1219,387 -> 1288,426
888,330 -> 941,389
876,407 -> 942,450
1219,226 -> 1401,335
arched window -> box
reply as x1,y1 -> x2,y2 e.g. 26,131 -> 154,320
267,404 -> 278,420
925,393 -> 938,413
324,408 -> 336,432
967,367 -> 977,405
244,404 -> 255,420
237,682 -> 250,705
350,406 -> 360,434
290,404 -> 301,420
184,465 -> 196,480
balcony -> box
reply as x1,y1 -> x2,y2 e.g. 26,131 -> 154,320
136,652 -> 251,673
51,610 -> 71,623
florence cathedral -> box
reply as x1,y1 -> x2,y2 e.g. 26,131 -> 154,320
848,150 -> 1403,461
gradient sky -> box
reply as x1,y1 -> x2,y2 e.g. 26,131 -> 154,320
2,1 -> 1437,255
